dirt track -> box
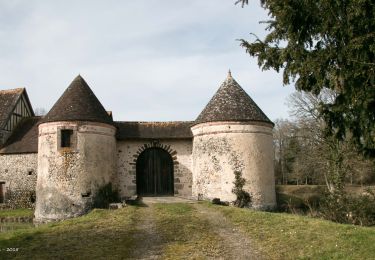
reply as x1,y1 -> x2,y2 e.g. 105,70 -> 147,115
130,201 -> 261,259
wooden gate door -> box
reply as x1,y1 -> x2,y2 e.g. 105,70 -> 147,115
136,148 -> 174,196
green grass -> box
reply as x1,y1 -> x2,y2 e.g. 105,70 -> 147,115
212,203 -> 375,259
0,207 -> 140,259
0,203 -> 374,259
153,203 -> 225,259
0,209 -> 33,218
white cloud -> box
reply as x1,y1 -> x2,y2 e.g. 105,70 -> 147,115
0,0 -> 293,122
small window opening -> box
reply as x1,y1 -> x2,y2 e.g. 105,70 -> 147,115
28,170 -> 33,176
0,182 -> 5,204
81,191 -> 91,198
30,193 -> 36,203
61,129 -> 73,148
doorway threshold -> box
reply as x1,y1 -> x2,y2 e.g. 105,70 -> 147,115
140,196 -> 196,204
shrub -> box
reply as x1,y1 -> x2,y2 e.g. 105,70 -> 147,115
93,183 -> 120,209
212,198 -> 229,206
232,171 -> 251,208
319,189 -> 375,226
276,193 -> 305,213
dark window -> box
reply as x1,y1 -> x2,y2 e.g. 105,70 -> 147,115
61,129 -> 73,148
0,182 -> 5,203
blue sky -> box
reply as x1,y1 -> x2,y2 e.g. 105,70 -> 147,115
0,0 -> 294,121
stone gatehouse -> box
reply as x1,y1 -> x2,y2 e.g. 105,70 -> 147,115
0,72 -> 276,221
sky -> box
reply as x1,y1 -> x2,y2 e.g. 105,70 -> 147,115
0,0 -> 294,122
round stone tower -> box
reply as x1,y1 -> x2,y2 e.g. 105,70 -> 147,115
35,75 -> 116,222
191,71 -> 276,210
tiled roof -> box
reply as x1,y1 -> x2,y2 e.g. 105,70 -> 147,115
195,72 -> 273,125
0,120 -> 193,154
116,121 -> 193,140
0,88 -> 24,129
42,75 -> 113,125
0,117 -> 40,154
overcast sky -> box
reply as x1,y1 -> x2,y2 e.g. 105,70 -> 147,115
0,0 -> 294,122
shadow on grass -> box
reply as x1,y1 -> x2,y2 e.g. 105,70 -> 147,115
125,197 -> 149,207
0,208 -> 142,259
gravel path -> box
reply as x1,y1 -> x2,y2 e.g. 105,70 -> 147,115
130,205 -> 163,259
193,203 -> 262,260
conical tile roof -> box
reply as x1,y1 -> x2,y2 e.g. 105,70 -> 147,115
195,71 -> 272,125
42,75 -> 113,125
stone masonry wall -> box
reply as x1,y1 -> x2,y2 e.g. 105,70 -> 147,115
0,153 -> 37,208
192,122 -> 276,209
117,139 -> 193,198
35,121 -> 117,222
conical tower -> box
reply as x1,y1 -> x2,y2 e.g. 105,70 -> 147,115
191,71 -> 276,209
35,76 -> 117,222
42,75 -> 113,124
195,70 -> 272,125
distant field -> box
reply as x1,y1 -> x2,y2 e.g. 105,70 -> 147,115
277,184 -> 375,196
276,185 -> 375,210
0,202 -> 374,259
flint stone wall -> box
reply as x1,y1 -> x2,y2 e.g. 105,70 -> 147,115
0,153 -> 37,208
191,122 -> 276,209
35,121 -> 116,222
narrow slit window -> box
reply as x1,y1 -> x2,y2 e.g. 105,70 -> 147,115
0,182 -> 5,203
61,129 -> 73,148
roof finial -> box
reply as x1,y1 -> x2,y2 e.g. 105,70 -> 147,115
227,69 -> 232,79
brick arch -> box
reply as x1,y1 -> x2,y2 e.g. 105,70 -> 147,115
131,140 -> 178,166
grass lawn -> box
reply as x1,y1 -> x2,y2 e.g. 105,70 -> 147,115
213,203 -> 375,259
0,209 -> 33,218
0,203 -> 373,259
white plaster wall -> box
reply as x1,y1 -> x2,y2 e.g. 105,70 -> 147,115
191,122 -> 276,209
116,139 -> 193,198
35,121 -> 116,222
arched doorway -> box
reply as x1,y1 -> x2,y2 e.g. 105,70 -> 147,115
136,148 -> 174,196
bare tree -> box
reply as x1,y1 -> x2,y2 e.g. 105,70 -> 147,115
34,107 -> 47,116
273,119 -> 299,184
287,90 -> 375,191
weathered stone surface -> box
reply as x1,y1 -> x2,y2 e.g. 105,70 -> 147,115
35,121 -> 117,222
109,202 -> 126,209
191,122 -> 276,209
0,153 -> 37,208
116,139 -> 193,198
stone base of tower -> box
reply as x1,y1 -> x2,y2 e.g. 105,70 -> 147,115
191,122 -> 276,210
34,121 -> 117,222
34,188 -> 93,223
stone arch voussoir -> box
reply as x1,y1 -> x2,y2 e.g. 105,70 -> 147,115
130,140 -> 180,195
